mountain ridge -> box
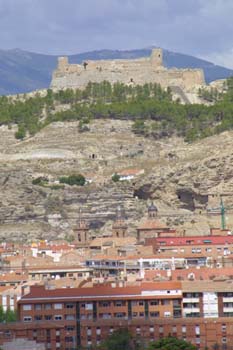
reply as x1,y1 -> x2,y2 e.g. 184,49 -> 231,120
0,48 -> 232,95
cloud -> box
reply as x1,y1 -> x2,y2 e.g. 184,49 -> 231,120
0,0 -> 231,68
203,49 -> 233,70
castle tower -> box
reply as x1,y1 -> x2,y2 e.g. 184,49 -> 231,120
57,56 -> 69,71
74,208 -> 89,245
150,48 -> 163,67
112,205 -> 127,238
148,202 -> 158,219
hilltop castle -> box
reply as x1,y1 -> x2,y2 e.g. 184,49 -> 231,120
50,48 -> 205,92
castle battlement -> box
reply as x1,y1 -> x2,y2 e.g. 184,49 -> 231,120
50,49 -> 205,92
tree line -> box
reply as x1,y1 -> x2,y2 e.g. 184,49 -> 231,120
0,78 -> 233,142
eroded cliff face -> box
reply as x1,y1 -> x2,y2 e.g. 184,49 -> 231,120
0,119 -> 233,242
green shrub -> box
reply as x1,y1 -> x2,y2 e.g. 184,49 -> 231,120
32,177 -> 48,186
15,125 -> 26,140
59,174 -> 86,186
112,173 -> 120,182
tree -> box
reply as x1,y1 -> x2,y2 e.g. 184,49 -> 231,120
112,173 -> 120,182
59,174 -> 86,186
0,306 -> 17,323
101,328 -> 132,350
0,305 -> 4,322
148,336 -> 196,350
5,308 -> 17,322
15,124 -> 26,140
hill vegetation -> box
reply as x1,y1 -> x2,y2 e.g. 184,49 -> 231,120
0,77 -> 233,142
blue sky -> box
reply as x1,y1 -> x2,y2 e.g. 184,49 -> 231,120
0,0 -> 233,68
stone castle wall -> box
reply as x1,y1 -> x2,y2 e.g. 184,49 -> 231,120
50,49 -> 205,92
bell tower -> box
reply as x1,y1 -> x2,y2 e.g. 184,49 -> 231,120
148,202 -> 158,219
112,205 -> 127,238
74,208 -> 89,246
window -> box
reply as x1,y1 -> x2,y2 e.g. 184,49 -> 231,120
23,304 -> 32,311
54,303 -> 63,310
133,312 -> 138,317
96,327 -> 101,335
66,326 -> 75,331
182,325 -> 186,333
150,326 -> 154,333
161,300 -> 170,305
195,325 -> 200,335
35,304 -> 42,311
164,311 -> 171,317
54,315 -> 63,321
45,303 -> 52,310
56,330 -> 60,336
222,324 -> 227,332
85,303 -> 93,311
150,301 -> 158,306
23,316 -> 32,322
65,315 -> 75,320
114,313 -> 126,318
99,301 -> 110,307
34,315 -> 42,321
139,312 -> 144,317
100,313 -> 111,319
45,315 -> 52,320
65,303 -> 74,309
65,337 -> 73,342
172,326 -> 177,333
150,312 -> 159,317
139,301 -> 144,306
114,301 -> 125,307
159,326 -> 163,333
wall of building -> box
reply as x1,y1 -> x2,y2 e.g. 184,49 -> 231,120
51,49 -> 205,92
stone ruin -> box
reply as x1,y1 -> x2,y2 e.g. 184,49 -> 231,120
50,48 -> 205,92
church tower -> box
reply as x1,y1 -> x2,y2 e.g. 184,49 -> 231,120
148,202 -> 158,219
74,208 -> 89,246
112,205 -> 127,238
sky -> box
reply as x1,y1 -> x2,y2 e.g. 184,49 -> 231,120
0,0 -> 233,68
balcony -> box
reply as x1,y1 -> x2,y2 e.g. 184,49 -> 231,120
223,297 -> 233,303
183,307 -> 200,313
183,298 -> 199,303
223,307 -> 233,313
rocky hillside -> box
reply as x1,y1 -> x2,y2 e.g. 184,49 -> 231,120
1,119 -> 233,242
0,48 -> 233,95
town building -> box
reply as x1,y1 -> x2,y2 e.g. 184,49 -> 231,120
13,281 -> 233,350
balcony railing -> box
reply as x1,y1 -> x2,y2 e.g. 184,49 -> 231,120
183,298 -> 200,303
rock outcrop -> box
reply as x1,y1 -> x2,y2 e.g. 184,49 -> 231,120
0,120 -> 233,241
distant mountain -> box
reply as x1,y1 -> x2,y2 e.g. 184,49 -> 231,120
0,48 -> 232,95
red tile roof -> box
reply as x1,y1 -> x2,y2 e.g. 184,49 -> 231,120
19,281 -> 182,302
155,235 -> 233,246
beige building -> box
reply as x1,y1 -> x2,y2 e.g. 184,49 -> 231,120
51,49 -> 205,92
